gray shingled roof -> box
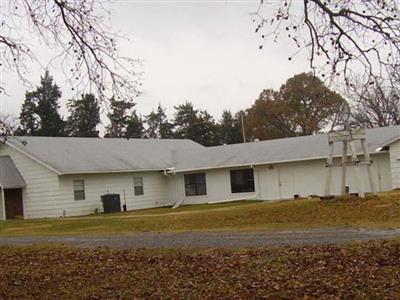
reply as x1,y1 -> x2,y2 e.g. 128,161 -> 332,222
172,126 -> 400,172
5,137 -> 203,174
4,126 -> 400,174
0,156 -> 26,188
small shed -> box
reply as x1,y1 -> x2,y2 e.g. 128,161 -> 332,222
0,156 -> 26,220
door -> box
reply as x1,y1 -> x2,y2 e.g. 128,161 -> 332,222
4,189 -> 24,219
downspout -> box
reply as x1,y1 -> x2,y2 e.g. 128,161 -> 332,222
0,185 -> 6,221
163,168 -> 182,209
255,165 -> 261,199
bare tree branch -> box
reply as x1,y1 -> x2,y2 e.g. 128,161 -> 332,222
252,0 -> 400,86
347,75 -> 400,128
0,114 -> 18,138
0,0 -> 141,101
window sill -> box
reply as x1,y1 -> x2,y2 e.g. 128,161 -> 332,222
184,194 -> 208,198
230,191 -> 256,196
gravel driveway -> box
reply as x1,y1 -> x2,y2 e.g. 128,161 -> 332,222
0,228 -> 399,248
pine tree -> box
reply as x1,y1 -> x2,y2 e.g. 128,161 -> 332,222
173,102 -> 200,140
17,71 -> 64,136
173,102 -> 220,146
145,104 -> 174,139
65,94 -> 100,137
197,110 -> 220,146
219,110 -> 242,144
125,111 -> 145,138
16,96 -> 38,135
104,98 -> 134,138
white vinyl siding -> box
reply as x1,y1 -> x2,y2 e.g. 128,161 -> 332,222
57,171 -> 170,217
169,152 -> 393,205
0,140 -> 396,219
170,168 -> 259,205
389,140 -> 400,189
0,144 -> 60,219
258,152 -> 392,200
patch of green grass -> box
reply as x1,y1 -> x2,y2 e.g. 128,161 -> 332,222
0,191 -> 399,236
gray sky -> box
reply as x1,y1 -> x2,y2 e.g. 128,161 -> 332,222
1,0 -> 309,123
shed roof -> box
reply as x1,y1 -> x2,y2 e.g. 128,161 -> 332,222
4,126 -> 400,174
172,125 -> 400,172
0,156 -> 26,189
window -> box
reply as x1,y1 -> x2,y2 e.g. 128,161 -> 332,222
230,168 -> 255,193
184,173 -> 207,196
134,177 -> 144,196
73,180 -> 85,200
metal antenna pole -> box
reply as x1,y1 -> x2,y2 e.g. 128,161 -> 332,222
241,112 -> 246,143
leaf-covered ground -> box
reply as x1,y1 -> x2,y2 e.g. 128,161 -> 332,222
0,240 -> 399,299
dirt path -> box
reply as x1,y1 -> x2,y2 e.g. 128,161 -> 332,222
0,228 -> 399,248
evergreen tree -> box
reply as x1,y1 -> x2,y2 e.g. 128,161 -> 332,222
173,102 -> 220,146
16,96 -> 38,135
105,98 -> 134,138
145,104 -> 174,139
17,71 -> 64,136
197,110 -> 220,146
219,110 -> 243,144
125,111 -> 145,138
65,94 -> 100,137
173,102 -> 199,140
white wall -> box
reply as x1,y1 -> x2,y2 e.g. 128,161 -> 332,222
0,144 -> 171,219
168,167 -> 260,205
258,152 -> 392,200
0,140 -> 396,219
57,171 -> 170,217
170,152 -> 393,204
389,140 -> 400,189
0,144 -> 60,219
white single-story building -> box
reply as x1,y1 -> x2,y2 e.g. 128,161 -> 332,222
0,125 -> 399,220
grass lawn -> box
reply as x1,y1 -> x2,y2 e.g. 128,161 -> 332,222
0,191 -> 399,236
0,240 -> 399,299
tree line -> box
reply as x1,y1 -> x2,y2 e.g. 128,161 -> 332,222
14,71 -> 243,146
13,71 -> 399,146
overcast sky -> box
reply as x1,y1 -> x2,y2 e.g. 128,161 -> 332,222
1,0 -> 310,123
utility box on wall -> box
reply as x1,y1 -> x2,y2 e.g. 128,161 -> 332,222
101,193 -> 121,213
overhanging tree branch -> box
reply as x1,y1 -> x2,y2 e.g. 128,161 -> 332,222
0,0 -> 141,101
252,0 -> 400,85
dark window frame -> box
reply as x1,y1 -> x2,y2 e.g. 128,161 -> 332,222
230,168 -> 255,194
184,173 -> 207,196
134,177 -> 144,196
73,180 -> 85,201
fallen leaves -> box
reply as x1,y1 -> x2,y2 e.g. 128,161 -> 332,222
0,240 -> 399,299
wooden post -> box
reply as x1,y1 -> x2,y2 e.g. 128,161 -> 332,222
324,141 -> 334,196
341,141 -> 348,195
348,140 -> 365,198
360,139 -> 377,195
